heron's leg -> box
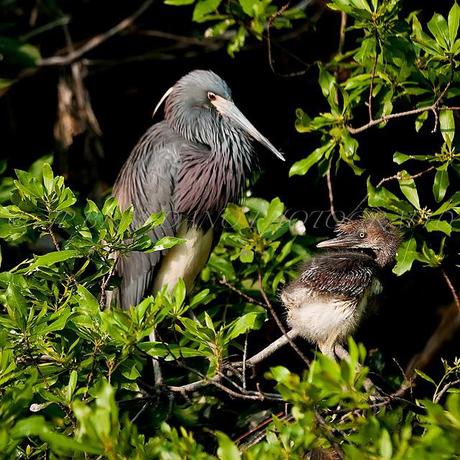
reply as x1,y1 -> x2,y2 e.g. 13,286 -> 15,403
318,331 -> 342,360
318,342 -> 336,359
149,331 -> 163,386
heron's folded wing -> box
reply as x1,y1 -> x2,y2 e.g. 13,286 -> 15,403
111,122 -> 181,309
297,252 -> 379,300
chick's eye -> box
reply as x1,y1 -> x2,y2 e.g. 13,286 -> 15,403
359,232 -> 366,238
207,92 -> 217,101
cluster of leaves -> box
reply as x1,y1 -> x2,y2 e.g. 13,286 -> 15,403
0,161 -> 459,459
0,162 -> 304,457
202,197 -> 311,293
164,0 -> 304,56
289,0 -> 460,275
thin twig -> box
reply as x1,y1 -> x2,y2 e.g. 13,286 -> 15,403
442,269 -> 460,312
338,12 -> 347,55
130,401 -> 150,423
99,261 -> 116,309
347,83 -> 452,134
326,160 -> 338,222
235,411 -> 284,445
376,166 -> 436,188
242,333 -> 248,390
350,165 -> 436,216
266,3 -> 312,78
218,279 -> 266,307
367,40 -> 378,122
434,378 -> 460,403
39,0 -> 154,66
48,226 -> 60,251
257,272 -> 310,366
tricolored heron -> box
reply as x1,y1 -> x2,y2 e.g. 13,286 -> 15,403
110,70 -> 285,309
281,215 -> 400,358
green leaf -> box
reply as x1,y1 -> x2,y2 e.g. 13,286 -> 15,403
216,431 -> 241,460
433,166 -> 449,202
0,36 -> 41,68
318,66 -> 335,98
227,26 -> 246,57
150,236 -> 185,251
428,13 -> 450,50
239,0 -> 254,16
265,197 -> 284,223
379,429 -> 393,460
207,253 -> 236,280
193,0 -> 221,22
393,238 -> 417,276
367,179 -> 413,213
289,142 -> 333,177
440,110 -> 455,148
414,369 -> 436,385
239,248 -> 254,263
67,370 -> 78,403
398,170 -> 420,209
448,2 -> 460,47
223,204 -> 249,230
28,250 -> 81,271
393,152 -> 412,165
165,0 -> 194,5
117,207 -> 134,236
425,219 -> 452,235
415,111 -> 429,132
225,312 -> 259,341
173,278 -> 186,307
42,163 -> 54,195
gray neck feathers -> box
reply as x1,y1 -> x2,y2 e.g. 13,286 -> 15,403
165,97 -> 254,227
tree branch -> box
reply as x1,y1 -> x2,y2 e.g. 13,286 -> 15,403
245,330 -> 299,367
347,83 -> 452,135
39,0 -> 154,66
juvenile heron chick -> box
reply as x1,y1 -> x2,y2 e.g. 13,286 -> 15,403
281,215 -> 400,358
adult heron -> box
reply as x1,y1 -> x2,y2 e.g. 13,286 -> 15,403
111,69 -> 285,309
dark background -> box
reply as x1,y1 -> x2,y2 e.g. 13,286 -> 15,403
1,0 -> 458,382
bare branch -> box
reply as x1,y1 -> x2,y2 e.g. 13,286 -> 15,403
376,166 -> 436,189
245,330 -> 299,367
337,12 -> 347,55
326,160 -> 338,222
347,83 -> 452,135
367,42 -> 378,122
442,269 -> 460,312
39,0 -> 154,66
218,279 -> 266,308
434,378 -> 460,403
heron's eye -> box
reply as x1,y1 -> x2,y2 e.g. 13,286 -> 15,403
207,92 -> 217,101
359,232 -> 366,238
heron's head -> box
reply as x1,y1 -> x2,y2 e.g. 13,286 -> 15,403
317,214 -> 401,267
155,70 -> 284,161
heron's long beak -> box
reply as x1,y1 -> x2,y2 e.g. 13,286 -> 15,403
317,234 -> 362,249
212,96 -> 285,161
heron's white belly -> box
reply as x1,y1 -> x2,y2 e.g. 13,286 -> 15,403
153,222 -> 213,292
288,299 -> 358,344
285,279 -> 382,344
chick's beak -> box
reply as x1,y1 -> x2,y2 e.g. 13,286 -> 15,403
316,234 -> 363,249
